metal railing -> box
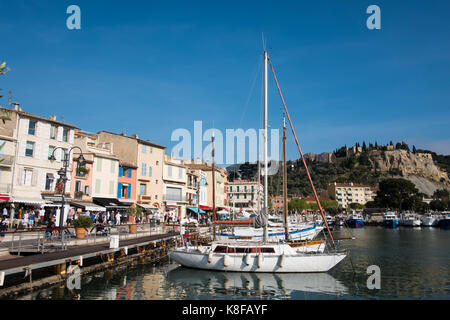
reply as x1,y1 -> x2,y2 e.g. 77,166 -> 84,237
2,222 -> 179,255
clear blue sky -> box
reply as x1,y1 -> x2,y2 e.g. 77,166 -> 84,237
1,0 -> 449,164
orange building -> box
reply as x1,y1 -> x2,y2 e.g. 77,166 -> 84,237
117,162 -> 137,202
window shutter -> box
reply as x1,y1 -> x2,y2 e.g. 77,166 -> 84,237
31,169 -> 38,186
42,171 -> 47,190
36,122 -> 41,137
119,166 -> 123,177
128,168 -> 132,178
23,119 -> 29,135
56,148 -> 62,162
69,129 -> 74,144
148,167 -> 152,177
34,142 -> 41,160
127,183 -> 131,199
20,140 -> 26,157
117,182 -> 122,198
46,124 -> 51,139
57,126 -> 63,141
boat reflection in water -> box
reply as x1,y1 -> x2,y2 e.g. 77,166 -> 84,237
166,266 -> 348,298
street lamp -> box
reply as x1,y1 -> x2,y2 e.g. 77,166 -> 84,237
49,146 -> 85,228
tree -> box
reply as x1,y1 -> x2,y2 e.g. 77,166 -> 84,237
373,178 -> 423,211
362,141 -> 367,151
412,145 -> 417,154
349,202 -> 365,210
288,199 -> 308,212
432,189 -> 449,201
430,200 -> 448,211
0,62 -> 9,76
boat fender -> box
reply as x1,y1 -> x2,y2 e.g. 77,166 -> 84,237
223,254 -> 230,267
257,253 -> 263,268
244,253 -> 251,265
279,253 -> 285,267
208,250 -> 213,263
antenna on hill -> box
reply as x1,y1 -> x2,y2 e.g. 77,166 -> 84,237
8,90 -> 12,107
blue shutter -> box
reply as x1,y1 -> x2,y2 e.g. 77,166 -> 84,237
127,183 -> 131,199
149,167 -> 152,177
119,166 -> 123,177
128,168 -> 132,178
117,182 -> 122,198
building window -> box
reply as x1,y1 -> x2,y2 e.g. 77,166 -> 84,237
61,148 -> 68,162
48,146 -> 55,160
141,163 -> 147,176
166,187 -> 182,201
149,167 -> 152,177
142,145 -> 146,153
74,181 -> 82,198
62,128 -> 69,142
139,184 -> 146,195
155,195 -> 158,200
22,169 -> 33,186
155,180 -> 158,184
45,173 -> 54,191
25,141 -> 35,157
50,125 -> 57,140
84,186 -> 89,196
28,120 -> 36,135
156,161 -> 159,165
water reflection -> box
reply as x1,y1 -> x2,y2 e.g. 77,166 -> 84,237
166,266 -> 348,299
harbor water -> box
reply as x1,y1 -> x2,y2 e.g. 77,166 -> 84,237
16,227 -> 450,300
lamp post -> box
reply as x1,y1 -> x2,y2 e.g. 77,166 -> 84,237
49,146 -> 85,228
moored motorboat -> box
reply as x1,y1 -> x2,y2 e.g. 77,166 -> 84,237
400,213 -> 422,227
421,213 -> 439,227
346,212 -> 364,228
383,212 -> 399,228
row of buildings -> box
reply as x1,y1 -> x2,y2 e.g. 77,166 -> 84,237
0,105 -> 246,224
0,105 -> 376,225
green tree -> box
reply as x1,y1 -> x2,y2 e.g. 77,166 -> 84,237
374,178 -> 423,211
288,198 -> 308,212
348,202 -> 365,210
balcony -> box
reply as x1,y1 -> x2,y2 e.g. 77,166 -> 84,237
138,195 -> 152,202
0,154 -> 14,167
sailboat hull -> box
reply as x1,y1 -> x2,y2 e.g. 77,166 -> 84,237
170,248 -> 346,273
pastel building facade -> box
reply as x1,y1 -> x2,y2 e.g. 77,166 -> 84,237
327,182 -> 375,208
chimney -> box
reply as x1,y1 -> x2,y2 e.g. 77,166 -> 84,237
13,103 -> 19,111
132,134 -> 139,139
50,115 -> 57,121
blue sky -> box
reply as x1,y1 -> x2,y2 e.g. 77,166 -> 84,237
1,0 -> 449,164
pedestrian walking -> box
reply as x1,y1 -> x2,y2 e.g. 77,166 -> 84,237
115,211 -> 121,226
0,217 -> 8,242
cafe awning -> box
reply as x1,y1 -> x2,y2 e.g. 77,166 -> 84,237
199,205 -> 212,211
11,198 -> 49,205
93,197 -> 130,210
187,206 -> 205,214
137,203 -> 158,211
70,201 -> 106,212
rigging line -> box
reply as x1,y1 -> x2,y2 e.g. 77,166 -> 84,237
267,56 -> 336,248
239,56 -> 262,128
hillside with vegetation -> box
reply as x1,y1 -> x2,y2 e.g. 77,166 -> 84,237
227,141 -> 450,198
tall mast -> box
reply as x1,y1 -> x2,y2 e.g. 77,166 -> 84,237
212,131 -> 216,240
283,114 -> 289,241
263,50 -> 269,242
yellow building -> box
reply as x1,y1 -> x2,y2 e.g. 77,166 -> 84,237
327,182 -> 375,208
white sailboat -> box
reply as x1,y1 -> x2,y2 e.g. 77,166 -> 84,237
170,50 -> 346,273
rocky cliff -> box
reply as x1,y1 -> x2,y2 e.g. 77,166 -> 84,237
367,150 -> 450,195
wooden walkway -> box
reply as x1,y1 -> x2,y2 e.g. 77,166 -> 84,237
0,231 -> 179,277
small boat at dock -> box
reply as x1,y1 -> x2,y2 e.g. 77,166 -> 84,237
383,212 -> 399,228
346,212 -> 364,228
421,213 -> 439,227
400,213 -> 422,227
